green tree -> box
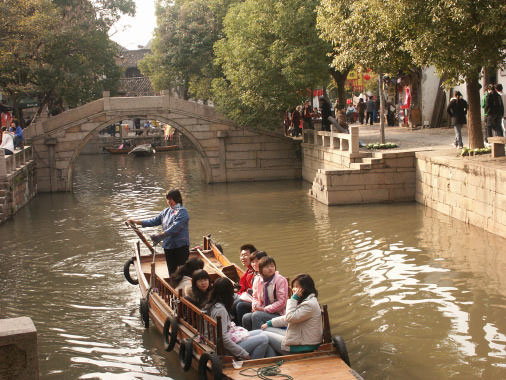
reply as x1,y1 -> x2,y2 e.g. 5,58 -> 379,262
0,0 -> 58,121
318,0 -> 506,148
140,0 -> 234,99
317,0 -> 414,75
213,0 -> 331,128
0,0 -> 135,120
390,0 -> 506,148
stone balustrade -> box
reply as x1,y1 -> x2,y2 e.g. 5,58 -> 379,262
0,146 -> 33,179
0,146 -> 36,224
303,126 -> 359,155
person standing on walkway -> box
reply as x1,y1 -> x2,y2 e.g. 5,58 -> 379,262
319,97 -> 332,131
485,84 -> 504,139
346,103 -> 356,123
357,98 -> 366,125
302,102 -> 314,130
496,84 -> 506,135
128,189 -> 190,276
291,106 -> 302,137
366,96 -> 375,125
446,91 -> 468,148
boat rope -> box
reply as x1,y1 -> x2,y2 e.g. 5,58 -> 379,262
238,361 -> 293,380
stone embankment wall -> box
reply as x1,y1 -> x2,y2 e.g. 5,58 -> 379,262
303,129 -> 419,205
0,147 -> 37,224
416,151 -> 506,237
309,151 -> 417,205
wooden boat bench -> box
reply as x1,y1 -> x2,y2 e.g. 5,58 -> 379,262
488,137 -> 506,158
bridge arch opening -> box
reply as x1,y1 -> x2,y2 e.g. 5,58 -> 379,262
67,115 -> 213,190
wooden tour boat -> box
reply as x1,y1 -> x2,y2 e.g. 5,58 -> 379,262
123,224 -> 364,380
128,144 -> 156,157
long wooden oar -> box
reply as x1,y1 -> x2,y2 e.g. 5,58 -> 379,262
196,248 -> 235,285
125,221 -> 155,255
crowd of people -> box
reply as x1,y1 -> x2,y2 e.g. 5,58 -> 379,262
191,246 -> 322,360
128,189 -> 323,360
284,95 -> 385,137
0,121 -> 24,156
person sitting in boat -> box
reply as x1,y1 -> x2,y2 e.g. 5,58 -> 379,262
170,258 -> 204,297
127,189 -> 190,276
185,269 -> 212,309
242,256 -> 288,331
231,244 -> 257,326
204,278 -> 270,360
260,273 -> 323,356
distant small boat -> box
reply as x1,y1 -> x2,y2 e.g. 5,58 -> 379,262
154,145 -> 178,152
129,144 -> 155,157
104,147 -> 133,154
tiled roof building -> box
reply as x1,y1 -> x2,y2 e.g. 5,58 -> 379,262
116,46 -> 155,97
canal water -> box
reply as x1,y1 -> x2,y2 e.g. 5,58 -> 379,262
0,150 -> 505,380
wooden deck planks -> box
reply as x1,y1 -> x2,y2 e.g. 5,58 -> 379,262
223,355 -> 360,380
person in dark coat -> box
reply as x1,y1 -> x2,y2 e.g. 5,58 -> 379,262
485,84 -> 504,139
446,91 -> 468,148
319,97 -> 332,131
357,98 -> 366,125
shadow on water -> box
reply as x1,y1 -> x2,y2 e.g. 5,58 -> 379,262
0,150 -> 505,379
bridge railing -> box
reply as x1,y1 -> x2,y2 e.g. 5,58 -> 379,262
0,146 -> 33,179
302,126 -> 359,155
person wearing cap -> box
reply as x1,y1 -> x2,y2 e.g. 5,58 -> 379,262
446,91 -> 468,148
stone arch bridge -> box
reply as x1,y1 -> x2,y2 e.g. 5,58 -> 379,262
25,92 -> 301,192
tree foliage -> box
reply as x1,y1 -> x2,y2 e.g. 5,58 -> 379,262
213,0 -> 331,128
318,0 -> 506,148
383,0 -> 506,148
0,0 -> 135,118
139,0 -> 235,99
317,0 -> 414,75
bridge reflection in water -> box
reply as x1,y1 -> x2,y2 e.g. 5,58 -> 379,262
0,150 -> 504,380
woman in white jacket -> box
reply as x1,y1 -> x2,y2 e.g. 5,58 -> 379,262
0,127 -> 14,155
261,274 -> 323,356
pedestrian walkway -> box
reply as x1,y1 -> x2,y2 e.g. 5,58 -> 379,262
355,124 -> 467,150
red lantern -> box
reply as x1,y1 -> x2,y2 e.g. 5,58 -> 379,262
364,74 -> 371,81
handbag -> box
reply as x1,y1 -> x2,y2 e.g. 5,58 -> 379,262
229,322 -> 250,343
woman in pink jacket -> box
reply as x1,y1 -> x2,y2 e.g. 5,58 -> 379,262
242,256 -> 288,330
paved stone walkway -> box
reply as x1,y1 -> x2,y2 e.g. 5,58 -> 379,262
355,123 -> 468,150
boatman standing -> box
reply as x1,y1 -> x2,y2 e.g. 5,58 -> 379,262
128,189 -> 190,276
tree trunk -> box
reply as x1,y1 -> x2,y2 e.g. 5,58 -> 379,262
466,73 -> 484,149
379,74 -> 385,143
329,67 -> 351,110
